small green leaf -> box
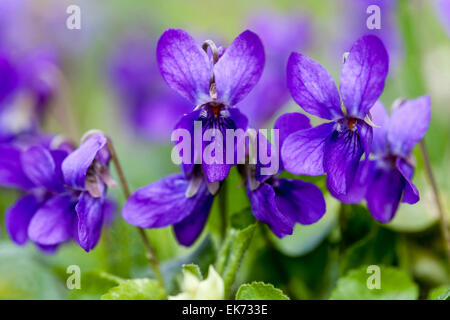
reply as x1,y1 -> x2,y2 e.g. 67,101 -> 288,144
435,290 -> 450,300
236,282 -> 289,300
428,286 -> 450,300
216,220 -> 257,296
182,264 -> 202,280
101,279 -> 167,300
69,270 -> 123,300
330,265 -> 418,300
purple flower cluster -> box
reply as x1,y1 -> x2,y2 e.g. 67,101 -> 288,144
0,15 -> 431,252
122,29 -> 325,246
122,29 -> 430,247
0,134 -> 115,252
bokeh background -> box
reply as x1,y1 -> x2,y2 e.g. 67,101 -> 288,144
0,0 -> 449,299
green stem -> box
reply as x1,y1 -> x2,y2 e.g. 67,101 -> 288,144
218,180 -> 228,241
106,138 -> 166,290
217,223 -> 257,297
398,0 -> 450,265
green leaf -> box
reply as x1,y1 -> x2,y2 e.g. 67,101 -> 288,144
435,290 -> 450,300
236,282 -> 289,300
182,264 -> 202,280
330,265 -> 418,300
68,270 -> 123,300
216,218 -> 257,296
428,286 -> 450,300
101,279 -> 167,300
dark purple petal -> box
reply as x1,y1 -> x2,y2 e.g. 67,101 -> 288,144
37,244 -> 59,254
387,95 -> 431,158
248,183 -> 293,237
214,30 -> 265,105
324,125 -> 367,195
254,131 -> 278,183
370,101 -> 390,155
340,35 -> 389,119
173,199 -> 212,246
274,112 -> 311,150
62,133 -> 107,190
203,163 -> 231,184
281,122 -> 335,175
75,190 -> 105,252
228,108 -> 249,131
273,178 -> 326,225
28,194 -> 76,245
270,112 -> 311,172
396,158 -> 419,204
287,52 -> 342,120
357,119 -> 374,159
157,29 -> 211,105
202,108 -> 248,183
173,109 -> 202,178
0,144 -> 34,189
328,159 -> 375,203
122,174 -> 213,229
20,146 -> 64,192
366,166 -> 405,223
5,194 -> 40,245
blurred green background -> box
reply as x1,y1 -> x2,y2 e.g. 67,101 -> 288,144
0,0 -> 449,299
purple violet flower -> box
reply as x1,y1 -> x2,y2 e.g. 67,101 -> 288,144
342,96 -> 431,222
122,166 -> 215,246
61,133 -> 117,251
281,35 -> 389,197
157,29 -> 265,182
246,113 -> 326,237
0,134 -> 115,252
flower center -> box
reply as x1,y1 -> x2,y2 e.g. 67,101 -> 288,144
347,117 -> 357,131
209,102 -> 223,117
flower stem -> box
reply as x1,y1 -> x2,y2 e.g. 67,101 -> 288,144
105,138 -> 166,289
398,0 -> 450,265
218,180 -> 227,241
419,141 -> 450,264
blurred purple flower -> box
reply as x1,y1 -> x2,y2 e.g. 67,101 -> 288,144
0,48 -> 59,143
239,12 -> 311,128
122,166 -> 215,246
246,113 -> 326,237
282,35 -> 389,197
335,0 -> 402,69
343,96 -> 431,222
434,0 -> 450,36
0,134 -> 115,252
107,35 -> 192,141
158,29 -> 264,183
